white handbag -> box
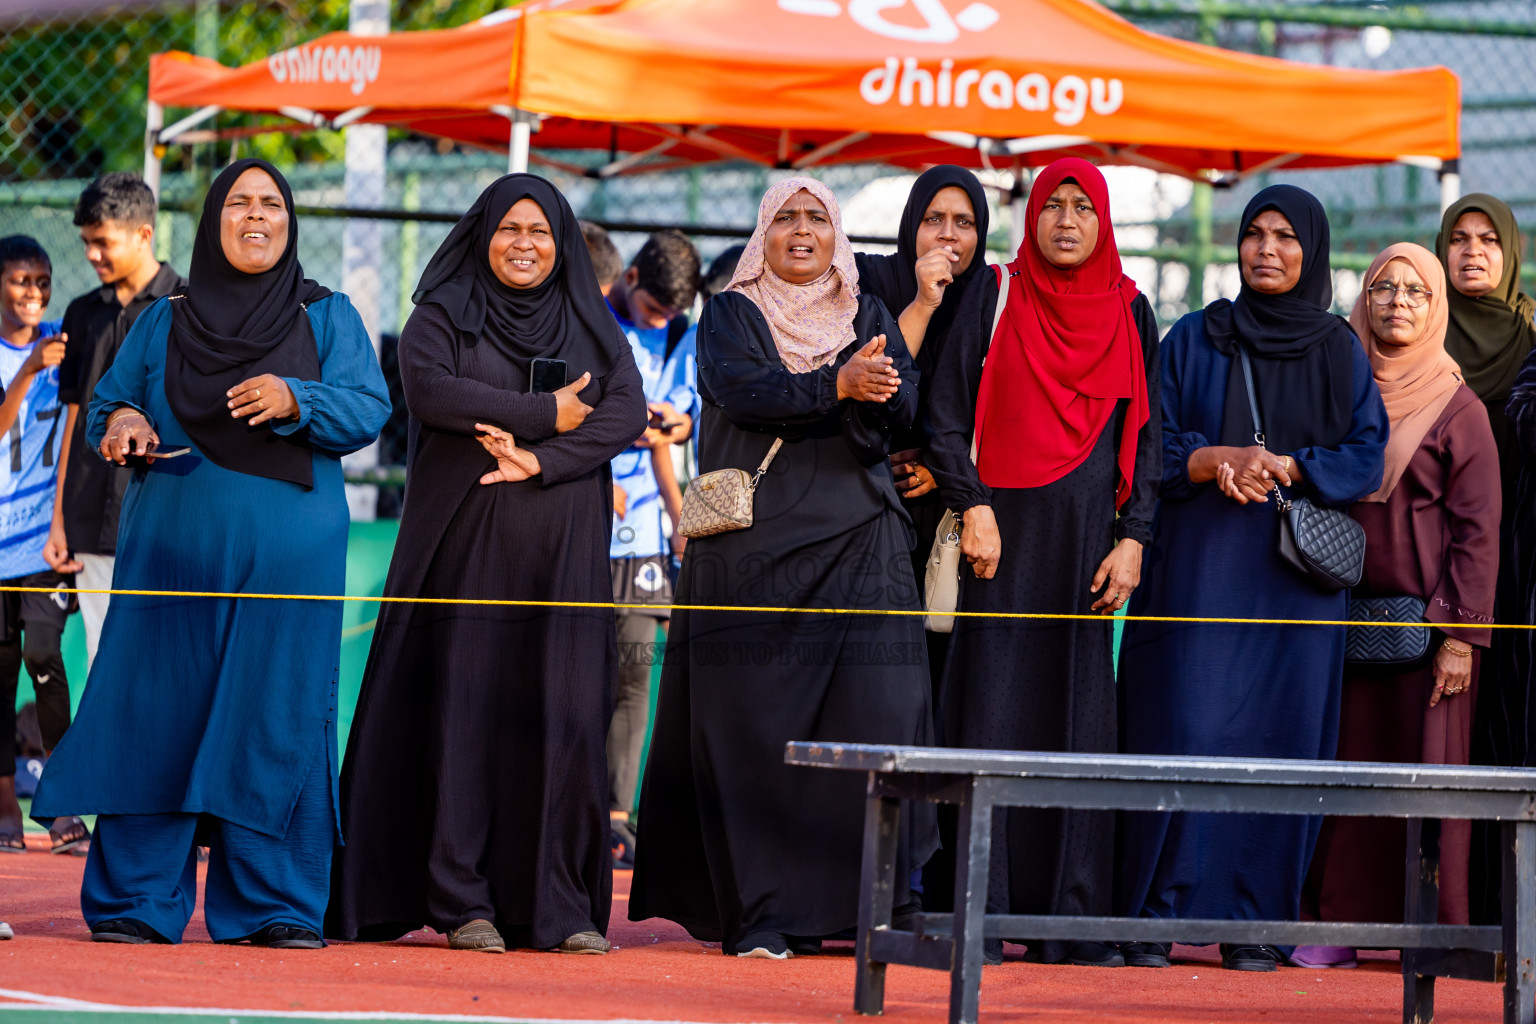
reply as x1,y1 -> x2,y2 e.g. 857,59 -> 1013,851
922,265 -> 1009,633
923,508 -> 964,632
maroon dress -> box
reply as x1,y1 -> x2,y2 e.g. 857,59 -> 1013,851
1304,385 -> 1501,926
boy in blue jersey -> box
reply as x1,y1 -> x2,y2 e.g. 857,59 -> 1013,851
603,229 -> 700,868
0,236 -> 81,855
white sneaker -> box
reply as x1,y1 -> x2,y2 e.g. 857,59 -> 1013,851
0,922 -> 13,940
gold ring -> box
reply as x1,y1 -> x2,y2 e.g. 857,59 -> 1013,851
255,389 -> 261,399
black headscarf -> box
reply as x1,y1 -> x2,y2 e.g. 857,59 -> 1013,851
854,165 -> 991,372
167,158 -> 329,489
1206,184 -> 1356,454
412,173 -> 623,378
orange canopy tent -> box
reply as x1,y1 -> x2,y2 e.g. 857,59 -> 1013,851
145,0 -> 1460,191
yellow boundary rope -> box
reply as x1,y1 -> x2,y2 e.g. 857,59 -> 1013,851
5,584 -> 1521,629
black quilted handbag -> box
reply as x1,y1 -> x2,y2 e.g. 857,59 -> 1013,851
1238,349 -> 1366,592
1275,489 -> 1367,591
1345,595 -> 1433,667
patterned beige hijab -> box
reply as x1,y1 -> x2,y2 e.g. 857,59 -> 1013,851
727,176 -> 860,373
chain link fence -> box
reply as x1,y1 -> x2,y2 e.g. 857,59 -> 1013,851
5,0 -> 1536,505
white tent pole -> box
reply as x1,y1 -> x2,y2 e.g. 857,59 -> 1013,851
510,109 -> 532,173
1009,159 -> 1027,254
1439,157 -> 1462,212
144,100 -> 164,200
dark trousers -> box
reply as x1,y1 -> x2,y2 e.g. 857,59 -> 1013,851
0,591 -> 69,778
80,750 -> 334,942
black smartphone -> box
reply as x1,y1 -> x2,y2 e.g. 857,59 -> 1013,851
529,358 -> 568,394
127,440 -> 192,460
648,409 -> 685,432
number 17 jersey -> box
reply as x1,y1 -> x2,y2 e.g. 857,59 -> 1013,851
0,321 -> 65,580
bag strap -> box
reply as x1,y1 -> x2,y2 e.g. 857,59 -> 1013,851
1237,347 -> 1297,511
748,438 -> 784,491
988,263 -> 1009,345
1235,346 -> 1265,448
970,264 -> 1011,465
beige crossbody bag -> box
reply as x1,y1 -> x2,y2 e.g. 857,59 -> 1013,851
924,265 -> 1009,632
677,437 -> 784,539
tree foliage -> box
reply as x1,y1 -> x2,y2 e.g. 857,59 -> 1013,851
1,0 -> 513,183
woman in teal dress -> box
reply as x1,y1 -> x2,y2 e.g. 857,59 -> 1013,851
31,159 -> 389,947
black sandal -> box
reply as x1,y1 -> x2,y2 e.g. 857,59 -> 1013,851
50,816 -> 89,855
0,830 -> 24,854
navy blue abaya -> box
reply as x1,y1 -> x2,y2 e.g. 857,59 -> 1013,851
1119,309 -> 1387,924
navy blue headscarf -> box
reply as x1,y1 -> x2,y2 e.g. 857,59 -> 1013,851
1207,184 -> 1356,453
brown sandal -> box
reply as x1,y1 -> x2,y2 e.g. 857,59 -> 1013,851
557,930 -> 610,955
447,918 -> 505,953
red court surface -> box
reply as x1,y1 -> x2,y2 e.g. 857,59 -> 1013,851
0,833 -> 1509,1023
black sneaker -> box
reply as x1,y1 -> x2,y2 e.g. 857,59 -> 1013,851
1221,943 -> 1283,972
257,925 -> 325,949
982,937 -> 1004,965
218,924 -> 325,949
1121,942 -> 1171,968
91,918 -> 164,944
736,931 -> 791,959
788,936 -> 822,956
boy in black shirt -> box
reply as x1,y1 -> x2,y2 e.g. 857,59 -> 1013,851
43,174 -> 184,668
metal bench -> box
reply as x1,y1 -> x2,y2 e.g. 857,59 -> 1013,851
784,742 -> 1536,1024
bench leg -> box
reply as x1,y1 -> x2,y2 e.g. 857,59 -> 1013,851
1503,820 -> 1536,1024
855,774 -> 901,1016
949,777 -> 992,1024
1403,818 -> 1441,1024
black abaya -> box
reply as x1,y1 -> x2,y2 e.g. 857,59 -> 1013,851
924,272 -> 1161,949
327,302 -> 646,947
629,291 -> 938,953
854,169 -> 991,723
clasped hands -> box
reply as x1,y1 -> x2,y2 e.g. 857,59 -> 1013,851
1189,445 -> 1299,504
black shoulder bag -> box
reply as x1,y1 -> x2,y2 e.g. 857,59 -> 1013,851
1345,594 -> 1433,667
1236,347 -> 1366,592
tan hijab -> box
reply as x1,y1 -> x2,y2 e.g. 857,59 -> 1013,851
1348,242 -> 1461,502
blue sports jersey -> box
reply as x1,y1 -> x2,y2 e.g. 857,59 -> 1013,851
608,314 -> 697,560
0,320 -> 65,579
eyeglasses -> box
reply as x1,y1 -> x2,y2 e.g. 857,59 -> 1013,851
1367,282 -> 1434,308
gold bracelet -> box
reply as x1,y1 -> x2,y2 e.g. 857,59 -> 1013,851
105,406 -> 142,426
1441,639 -> 1473,658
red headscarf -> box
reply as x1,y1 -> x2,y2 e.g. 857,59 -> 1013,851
973,158 -> 1148,507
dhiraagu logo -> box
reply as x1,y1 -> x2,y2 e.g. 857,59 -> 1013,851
778,0 -> 1124,126
267,43 -> 382,97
